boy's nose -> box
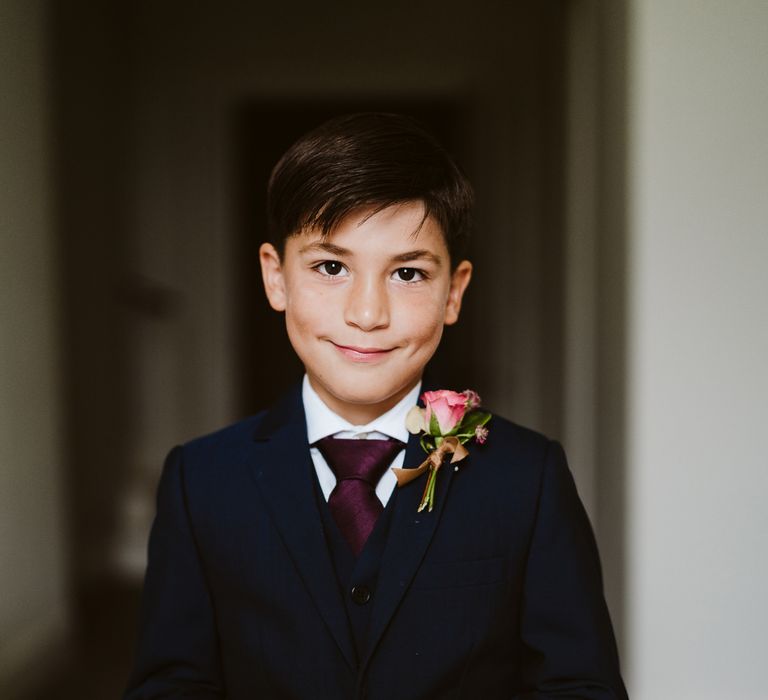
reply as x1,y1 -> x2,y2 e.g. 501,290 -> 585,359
344,277 -> 390,331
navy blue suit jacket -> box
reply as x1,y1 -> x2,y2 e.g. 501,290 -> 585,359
125,383 -> 628,699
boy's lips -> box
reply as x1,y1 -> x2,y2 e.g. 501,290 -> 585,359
331,342 -> 394,363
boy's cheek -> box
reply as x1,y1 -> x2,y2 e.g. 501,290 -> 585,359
285,296 -> 333,334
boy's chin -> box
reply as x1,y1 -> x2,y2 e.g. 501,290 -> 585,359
315,372 -> 421,411
333,381 -> 411,405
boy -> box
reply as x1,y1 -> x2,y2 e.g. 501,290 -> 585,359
125,113 -> 628,699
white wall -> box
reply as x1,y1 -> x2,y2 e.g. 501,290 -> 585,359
625,2 -> 768,697
0,0 -> 70,695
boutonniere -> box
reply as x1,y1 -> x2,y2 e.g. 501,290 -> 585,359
391,389 -> 491,512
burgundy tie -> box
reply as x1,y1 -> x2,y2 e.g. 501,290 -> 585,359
315,436 -> 405,556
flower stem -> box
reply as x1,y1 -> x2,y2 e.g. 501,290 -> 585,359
418,467 -> 437,512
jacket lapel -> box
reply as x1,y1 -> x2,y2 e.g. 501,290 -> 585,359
248,384 -> 356,670
362,408 -> 457,672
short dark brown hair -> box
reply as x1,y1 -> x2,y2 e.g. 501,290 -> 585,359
266,113 -> 473,265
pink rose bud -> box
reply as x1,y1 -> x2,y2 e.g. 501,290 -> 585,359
463,389 -> 482,409
474,425 -> 489,445
421,390 -> 468,434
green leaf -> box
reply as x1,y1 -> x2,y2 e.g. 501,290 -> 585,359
459,411 -> 491,431
449,411 -> 491,444
420,435 -> 435,454
428,411 -> 442,436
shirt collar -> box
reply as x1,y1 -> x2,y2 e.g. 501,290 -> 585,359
303,373 -> 421,445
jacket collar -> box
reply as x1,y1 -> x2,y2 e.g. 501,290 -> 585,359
250,382 -> 358,667
248,375 -> 455,671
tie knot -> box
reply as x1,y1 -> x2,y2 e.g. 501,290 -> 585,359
315,436 -> 405,485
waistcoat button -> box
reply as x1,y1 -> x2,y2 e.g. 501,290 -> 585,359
350,585 -> 371,605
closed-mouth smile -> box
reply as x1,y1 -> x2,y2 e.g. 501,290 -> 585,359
331,342 -> 394,362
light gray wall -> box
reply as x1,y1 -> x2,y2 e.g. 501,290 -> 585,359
0,0 -> 70,695
623,2 -> 768,696
564,0 -> 629,644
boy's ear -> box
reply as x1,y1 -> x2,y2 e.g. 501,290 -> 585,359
444,259 -> 473,326
259,242 -> 287,312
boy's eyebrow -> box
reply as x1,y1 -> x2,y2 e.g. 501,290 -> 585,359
298,241 -> 350,256
299,242 -> 444,266
390,249 -> 443,266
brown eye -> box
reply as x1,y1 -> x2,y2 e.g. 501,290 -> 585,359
394,267 -> 423,282
318,261 -> 346,276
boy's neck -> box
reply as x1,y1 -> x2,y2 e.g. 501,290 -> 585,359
307,375 -> 421,426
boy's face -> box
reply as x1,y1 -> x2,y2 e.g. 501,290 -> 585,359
259,201 -> 472,425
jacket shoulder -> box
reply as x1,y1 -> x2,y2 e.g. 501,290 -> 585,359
481,411 -> 556,462
464,411 -> 568,500
167,411 -> 270,480
183,412 -> 266,452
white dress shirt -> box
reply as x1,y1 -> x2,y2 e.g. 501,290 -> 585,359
302,374 -> 421,506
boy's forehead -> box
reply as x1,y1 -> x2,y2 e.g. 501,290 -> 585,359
292,202 -> 447,251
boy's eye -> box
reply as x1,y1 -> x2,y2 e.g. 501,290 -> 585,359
315,261 -> 348,277
393,267 -> 424,282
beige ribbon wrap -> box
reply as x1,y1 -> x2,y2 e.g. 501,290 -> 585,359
390,436 -> 469,487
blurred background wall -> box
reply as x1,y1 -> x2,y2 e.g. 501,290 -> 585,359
1,1 -> 766,698
0,1 -> 69,696
49,0 -> 568,587
622,2 -> 768,696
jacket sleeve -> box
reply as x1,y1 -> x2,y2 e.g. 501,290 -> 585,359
124,446 -> 225,699
515,440 -> 629,700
